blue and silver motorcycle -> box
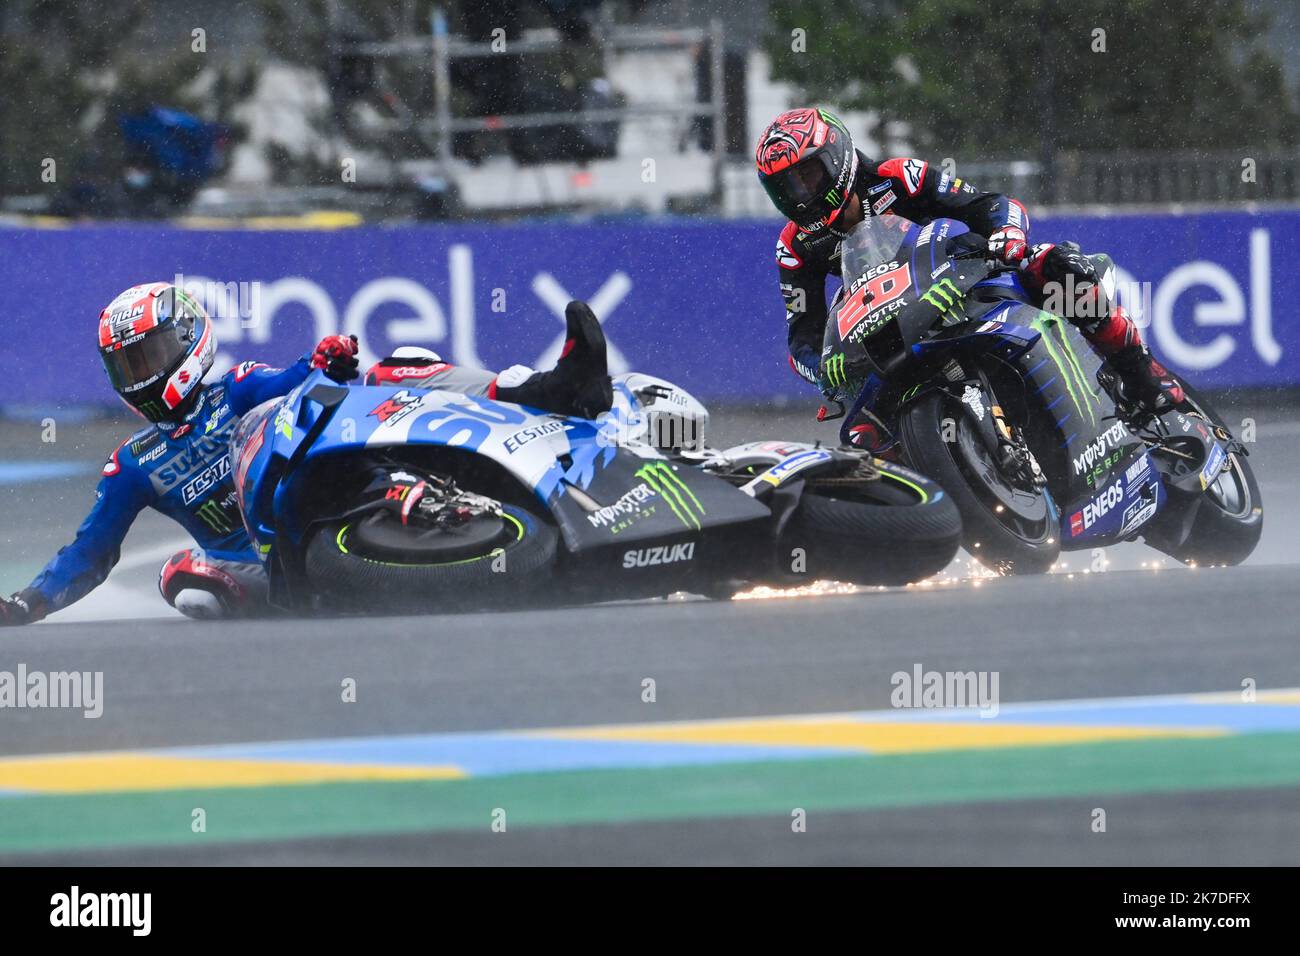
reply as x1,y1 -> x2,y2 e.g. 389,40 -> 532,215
819,214 -> 1262,574
228,365 -> 962,611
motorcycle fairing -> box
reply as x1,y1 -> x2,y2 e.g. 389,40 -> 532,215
825,217 -> 988,380
232,370 -> 769,570
1061,449 -> 1165,544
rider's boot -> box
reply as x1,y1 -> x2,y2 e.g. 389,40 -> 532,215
839,375 -> 901,460
491,300 -> 613,418
1023,243 -> 1186,416
846,417 -> 902,461
1084,305 -> 1186,414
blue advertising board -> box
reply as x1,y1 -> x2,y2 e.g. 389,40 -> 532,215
0,207 -> 1295,409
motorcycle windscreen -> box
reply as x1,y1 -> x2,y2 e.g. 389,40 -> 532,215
840,213 -> 914,289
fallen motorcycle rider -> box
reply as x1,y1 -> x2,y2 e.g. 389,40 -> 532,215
0,286 -> 612,624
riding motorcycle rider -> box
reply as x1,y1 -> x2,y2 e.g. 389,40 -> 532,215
0,284 -> 612,625
755,107 -> 1185,445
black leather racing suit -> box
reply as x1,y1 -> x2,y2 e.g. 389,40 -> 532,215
776,152 -> 1030,384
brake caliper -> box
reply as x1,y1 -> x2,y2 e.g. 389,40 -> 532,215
989,403 -> 1045,489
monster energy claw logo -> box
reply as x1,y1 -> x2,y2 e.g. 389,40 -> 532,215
823,353 -> 847,388
634,461 -> 705,531
921,277 -> 964,321
196,500 -> 235,535
1031,312 -> 1098,425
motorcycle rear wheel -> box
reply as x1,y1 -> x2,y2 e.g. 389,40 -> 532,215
775,460 -> 962,586
1145,383 -> 1262,567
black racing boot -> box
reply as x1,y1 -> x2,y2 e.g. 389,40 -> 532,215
1107,344 -> 1187,415
494,300 -> 613,417
1081,306 -> 1186,416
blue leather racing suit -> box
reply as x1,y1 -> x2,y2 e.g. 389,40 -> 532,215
25,358 -> 313,617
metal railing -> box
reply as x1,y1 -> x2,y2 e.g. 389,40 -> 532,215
1050,151 -> 1299,206
348,12 -> 728,206
725,150 -> 1300,217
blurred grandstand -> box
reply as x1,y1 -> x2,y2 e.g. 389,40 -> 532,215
0,0 -> 1297,222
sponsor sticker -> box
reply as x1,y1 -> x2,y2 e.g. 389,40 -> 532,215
588,482 -> 657,529
369,390 -> 424,427
504,419 -> 569,454
758,448 -> 833,487
385,363 -> 449,381
622,541 -> 696,569
1119,496 -> 1158,536
137,442 -> 168,464
1070,476 -> 1126,536
776,237 -> 802,270
1199,442 -> 1228,489
961,385 -> 985,421
1125,454 -> 1151,484
181,454 -> 232,506
901,158 -> 927,195
1072,422 -> 1129,476
232,361 -> 270,382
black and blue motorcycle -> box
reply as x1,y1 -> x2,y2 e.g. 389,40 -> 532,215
819,214 -> 1262,574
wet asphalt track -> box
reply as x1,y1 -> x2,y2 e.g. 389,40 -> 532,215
0,399 -> 1297,864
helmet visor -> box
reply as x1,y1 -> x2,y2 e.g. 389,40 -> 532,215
101,324 -> 190,396
761,153 -> 837,225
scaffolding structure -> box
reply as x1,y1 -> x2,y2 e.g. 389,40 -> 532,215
343,10 -> 729,213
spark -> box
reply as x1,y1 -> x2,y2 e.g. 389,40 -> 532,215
732,580 -> 866,601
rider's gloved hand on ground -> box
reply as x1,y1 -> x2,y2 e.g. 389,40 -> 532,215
0,591 -> 43,627
311,334 -> 360,383
987,226 -> 1029,267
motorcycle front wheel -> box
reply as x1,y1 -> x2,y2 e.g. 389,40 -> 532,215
304,503 -> 558,611
900,389 -> 1060,575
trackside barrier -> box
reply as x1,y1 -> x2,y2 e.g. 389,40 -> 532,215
2,207 -> 1296,407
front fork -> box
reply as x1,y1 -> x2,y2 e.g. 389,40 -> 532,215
912,364 -> 1046,491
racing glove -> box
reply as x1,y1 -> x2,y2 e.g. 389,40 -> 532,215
986,226 -> 1029,267
0,590 -> 44,627
311,334 -> 360,383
